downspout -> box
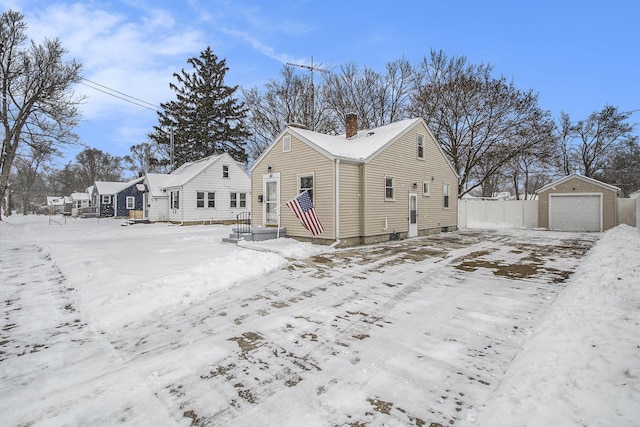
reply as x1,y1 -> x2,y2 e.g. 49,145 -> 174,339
181,185 -> 184,225
331,158 -> 341,248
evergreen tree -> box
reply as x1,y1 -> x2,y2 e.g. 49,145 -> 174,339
150,47 -> 249,168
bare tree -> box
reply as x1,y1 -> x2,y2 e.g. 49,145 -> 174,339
12,141 -> 56,214
408,50 -> 555,197
124,142 -> 164,177
74,148 -> 124,188
0,10 -> 83,219
323,60 -> 412,131
571,106 -> 635,178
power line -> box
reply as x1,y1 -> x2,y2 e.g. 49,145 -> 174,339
79,77 -> 162,112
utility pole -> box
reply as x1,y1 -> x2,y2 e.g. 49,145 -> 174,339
286,56 -> 330,131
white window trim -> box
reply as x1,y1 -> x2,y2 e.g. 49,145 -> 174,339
222,165 -> 229,178
443,183 -> 450,209
126,196 -> 135,209
422,180 -> 430,196
207,192 -> 216,208
101,195 -> 111,204
385,175 -> 395,201
196,191 -> 205,208
297,172 -> 315,203
417,134 -> 425,160
283,135 -> 292,152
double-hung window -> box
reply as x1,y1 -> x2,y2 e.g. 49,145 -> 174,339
443,184 -> 450,208
196,192 -> 205,208
299,174 -> 314,202
239,193 -> 247,208
101,195 -> 112,205
208,192 -> 215,208
385,176 -> 394,200
171,191 -> 180,209
230,192 -> 247,208
126,196 -> 135,209
417,134 -> 424,159
223,165 -> 229,178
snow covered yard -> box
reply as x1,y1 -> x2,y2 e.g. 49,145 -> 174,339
0,216 -> 638,426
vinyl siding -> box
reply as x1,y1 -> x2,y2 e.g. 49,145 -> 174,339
251,132 -> 335,238
538,177 -> 617,230
167,159 -> 250,223
338,161 -> 363,238
363,122 -> 458,236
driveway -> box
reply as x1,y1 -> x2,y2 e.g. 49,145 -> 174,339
0,227 -> 598,426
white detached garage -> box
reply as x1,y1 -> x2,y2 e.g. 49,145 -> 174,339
537,174 -> 620,232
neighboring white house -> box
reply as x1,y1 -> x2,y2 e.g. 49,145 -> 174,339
70,192 -> 91,217
143,153 -> 251,224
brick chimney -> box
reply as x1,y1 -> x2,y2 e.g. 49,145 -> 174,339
345,113 -> 358,139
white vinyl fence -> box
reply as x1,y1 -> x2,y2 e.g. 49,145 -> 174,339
617,198 -> 637,228
458,199 -> 538,229
459,198 -> 638,230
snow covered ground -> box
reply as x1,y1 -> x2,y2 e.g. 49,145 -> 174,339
0,215 -> 638,426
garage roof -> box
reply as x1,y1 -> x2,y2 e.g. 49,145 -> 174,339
536,174 -> 620,194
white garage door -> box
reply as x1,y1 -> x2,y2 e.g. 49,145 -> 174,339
549,194 -> 602,232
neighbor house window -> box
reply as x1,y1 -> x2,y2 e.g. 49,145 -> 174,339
417,134 -> 424,159
230,192 -> 247,208
299,173 -> 314,202
443,184 -> 450,208
423,181 -> 430,196
208,192 -> 215,208
196,192 -> 205,208
171,191 -> 179,209
223,165 -> 229,178
283,135 -> 291,152
101,195 -> 112,204
126,196 -> 135,209
385,176 -> 394,200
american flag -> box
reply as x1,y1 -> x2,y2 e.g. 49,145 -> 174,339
286,191 -> 324,237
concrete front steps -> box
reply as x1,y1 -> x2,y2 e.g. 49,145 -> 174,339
222,227 -> 286,244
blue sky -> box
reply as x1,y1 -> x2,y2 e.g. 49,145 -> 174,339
2,0 -> 639,166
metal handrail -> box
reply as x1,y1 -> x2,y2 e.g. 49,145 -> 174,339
236,212 -> 251,239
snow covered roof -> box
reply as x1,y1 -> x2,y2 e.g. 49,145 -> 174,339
94,177 -> 145,195
536,174 -> 620,194
252,118 -> 432,173
162,154 -> 224,188
145,173 -> 173,197
293,118 -> 422,162
144,154 -> 241,196
70,192 -> 90,201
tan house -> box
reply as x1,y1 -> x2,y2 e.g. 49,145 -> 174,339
537,174 -> 620,232
250,115 -> 459,246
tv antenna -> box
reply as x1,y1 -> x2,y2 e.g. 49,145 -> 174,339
286,56 -> 331,131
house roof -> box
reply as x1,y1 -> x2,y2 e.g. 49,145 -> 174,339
162,154 -> 224,188
145,153 -> 245,195
145,173 -> 174,197
70,192 -> 90,201
94,177 -> 145,195
291,118 -> 422,162
252,117 -> 458,178
536,174 -> 620,194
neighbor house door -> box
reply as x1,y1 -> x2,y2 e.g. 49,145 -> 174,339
408,192 -> 418,237
263,174 -> 280,226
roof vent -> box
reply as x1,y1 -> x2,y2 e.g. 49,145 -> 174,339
366,131 -> 375,137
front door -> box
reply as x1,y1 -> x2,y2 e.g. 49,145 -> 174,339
408,192 -> 418,237
263,174 -> 280,226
